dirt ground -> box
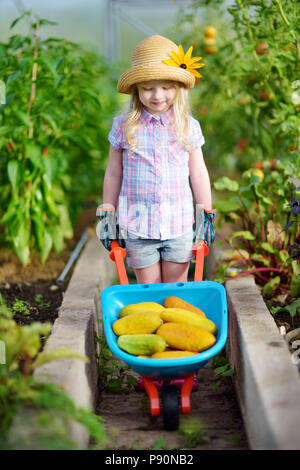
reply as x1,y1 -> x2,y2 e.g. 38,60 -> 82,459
95,362 -> 249,451
0,204 -> 98,323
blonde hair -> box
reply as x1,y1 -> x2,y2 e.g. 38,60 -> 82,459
124,82 -> 193,151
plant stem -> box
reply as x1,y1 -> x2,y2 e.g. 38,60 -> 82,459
252,187 -> 265,243
275,0 -> 300,59
216,232 -> 258,268
237,0 -> 254,43
237,0 -> 276,104
275,0 -> 290,28
28,21 -> 40,139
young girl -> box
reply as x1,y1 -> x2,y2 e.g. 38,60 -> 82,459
97,35 -> 216,284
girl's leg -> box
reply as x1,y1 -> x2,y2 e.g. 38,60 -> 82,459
161,260 -> 190,283
134,261 -> 162,284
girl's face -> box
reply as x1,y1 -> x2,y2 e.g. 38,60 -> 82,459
137,80 -> 177,116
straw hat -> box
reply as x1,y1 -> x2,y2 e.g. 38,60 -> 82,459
117,35 -> 196,94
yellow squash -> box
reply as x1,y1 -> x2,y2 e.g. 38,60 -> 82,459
151,350 -> 197,359
161,307 -> 217,335
119,302 -> 165,318
156,322 -> 216,353
163,296 -> 206,318
113,311 -> 162,336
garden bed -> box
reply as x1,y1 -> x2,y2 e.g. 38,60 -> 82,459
0,203 -> 97,325
226,274 -> 300,450
263,292 -> 300,334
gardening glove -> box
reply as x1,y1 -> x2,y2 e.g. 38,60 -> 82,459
194,206 -> 217,247
96,205 -> 126,251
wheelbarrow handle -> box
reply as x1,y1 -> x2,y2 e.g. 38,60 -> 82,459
109,241 -> 129,285
109,240 -> 209,285
192,241 -> 209,282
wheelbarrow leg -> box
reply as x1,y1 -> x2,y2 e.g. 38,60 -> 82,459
180,374 -> 194,414
141,376 -> 160,416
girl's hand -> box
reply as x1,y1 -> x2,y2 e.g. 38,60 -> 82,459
194,206 -> 217,247
96,205 -> 125,251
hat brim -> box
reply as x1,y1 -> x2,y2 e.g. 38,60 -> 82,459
117,64 -> 195,94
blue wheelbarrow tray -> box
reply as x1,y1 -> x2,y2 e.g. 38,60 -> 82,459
101,280 -> 228,380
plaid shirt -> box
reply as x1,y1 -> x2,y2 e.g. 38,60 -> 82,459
108,106 -> 205,240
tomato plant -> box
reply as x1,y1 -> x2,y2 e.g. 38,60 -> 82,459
0,12 -> 120,265
169,0 -> 300,175
169,0 -> 299,297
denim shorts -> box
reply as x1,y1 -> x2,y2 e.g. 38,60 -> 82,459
125,231 -> 194,269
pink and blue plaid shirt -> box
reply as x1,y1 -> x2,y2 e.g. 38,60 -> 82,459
108,106 -> 205,240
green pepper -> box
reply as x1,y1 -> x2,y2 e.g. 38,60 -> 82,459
42,173 -> 59,217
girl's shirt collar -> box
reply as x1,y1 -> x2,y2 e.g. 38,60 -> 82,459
140,106 -> 174,127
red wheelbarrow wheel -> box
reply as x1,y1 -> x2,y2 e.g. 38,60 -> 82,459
161,384 -> 179,431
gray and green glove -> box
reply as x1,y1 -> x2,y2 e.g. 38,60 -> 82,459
96,205 -> 125,251
194,207 -> 217,247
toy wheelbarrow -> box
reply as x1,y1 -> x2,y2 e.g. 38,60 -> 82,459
101,240 -> 228,431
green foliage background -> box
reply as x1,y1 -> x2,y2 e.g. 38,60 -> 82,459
0,12 -> 120,265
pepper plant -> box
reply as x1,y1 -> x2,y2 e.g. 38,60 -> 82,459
0,11 -> 120,265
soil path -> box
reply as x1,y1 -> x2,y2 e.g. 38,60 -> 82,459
96,361 -> 249,450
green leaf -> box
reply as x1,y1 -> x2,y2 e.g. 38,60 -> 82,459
254,187 -> 273,205
7,72 -> 24,85
213,199 -> 241,213
56,56 -> 65,70
32,348 -> 89,369
41,230 -> 53,264
10,11 -> 31,29
251,253 -> 270,266
271,299 -> 300,318
26,143 -> 44,169
50,226 -> 65,253
40,52 -> 59,78
261,242 -> 275,253
13,220 -> 31,266
7,160 -> 20,191
54,74 -> 66,88
14,243 -> 30,267
214,176 -> 239,192
39,19 -> 58,27
41,113 -> 59,134
263,276 -> 281,297
42,174 -> 59,217
57,204 -> 73,239
0,203 -> 19,223
15,110 -> 31,127
230,231 -> 255,242
20,322 -> 53,357
279,250 -> 289,263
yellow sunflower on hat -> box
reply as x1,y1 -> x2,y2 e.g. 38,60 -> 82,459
163,44 -> 205,78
